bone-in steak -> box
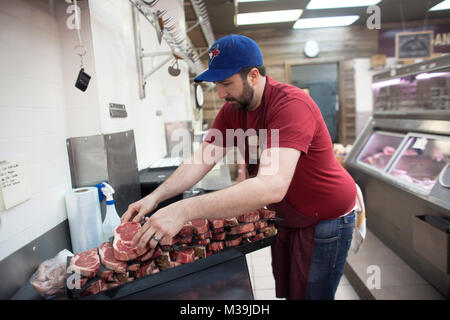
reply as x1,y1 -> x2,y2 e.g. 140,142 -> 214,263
113,222 -> 147,261
227,222 -> 255,235
237,211 -> 260,223
258,208 -> 276,219
191,219 -> 210,234
175,248 -> 195,264
69,248 -> 100,278
99,242 -> 127,273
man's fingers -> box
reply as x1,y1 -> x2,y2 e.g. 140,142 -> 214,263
132,208 -> 148,223
121,206 -> 137,223
137,228 -> 155,251
132,219 -> 152,245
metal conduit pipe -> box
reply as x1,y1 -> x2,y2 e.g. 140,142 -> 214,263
189,0 -> 216,47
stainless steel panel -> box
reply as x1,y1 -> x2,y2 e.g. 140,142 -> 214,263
373,118 -> 450,136
412,216 -> 449,274
349,174 -> 450,297
165,121 -> 193,159
66,135 -> 108,188
104,130 -> 141,216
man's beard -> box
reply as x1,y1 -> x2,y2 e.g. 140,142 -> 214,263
226,80 -> 254,111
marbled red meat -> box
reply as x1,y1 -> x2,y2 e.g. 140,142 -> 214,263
99,242 -> 127,273
113,222 -> 147,261
69,248 -> 100,278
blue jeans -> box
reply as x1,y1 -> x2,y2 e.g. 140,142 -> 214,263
306,211 -> 355,300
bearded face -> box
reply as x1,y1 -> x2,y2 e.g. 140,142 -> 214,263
225,78 -> 255,111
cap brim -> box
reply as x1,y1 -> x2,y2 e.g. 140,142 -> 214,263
194,67 -> 242,83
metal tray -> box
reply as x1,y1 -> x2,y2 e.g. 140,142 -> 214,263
66,235 -> 275,300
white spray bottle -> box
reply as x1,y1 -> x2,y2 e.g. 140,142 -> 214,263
99,182 -> 121,242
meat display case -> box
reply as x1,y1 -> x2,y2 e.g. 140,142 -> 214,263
344,54 -> 450,298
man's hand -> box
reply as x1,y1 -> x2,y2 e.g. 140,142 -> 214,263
131,203 -> 187,250
121,195 -> 159,224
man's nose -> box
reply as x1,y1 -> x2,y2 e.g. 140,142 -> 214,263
217,85 -> 228,99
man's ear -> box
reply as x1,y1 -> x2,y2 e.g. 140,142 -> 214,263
247,68 -> 259,85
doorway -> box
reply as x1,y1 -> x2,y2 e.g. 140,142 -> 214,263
290,63 -> 339,142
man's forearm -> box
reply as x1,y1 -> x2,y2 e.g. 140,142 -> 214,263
174,175 -> 283,222
150,142 -> 228,205
150,160 -> 213,205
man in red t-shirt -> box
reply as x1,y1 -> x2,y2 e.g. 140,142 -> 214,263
122,34 -> 357,300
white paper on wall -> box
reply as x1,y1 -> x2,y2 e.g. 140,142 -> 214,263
164,94 -> 188,122
0,160 -> 31,211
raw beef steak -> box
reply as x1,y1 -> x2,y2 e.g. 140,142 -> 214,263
175,248 -> 195,264
69,248 -> 100,278
191,219 -> 210,234
227,223 -> 255,235
209,219 -> 225,229
113,222 -> 147,261
237,211 -> 260,223
258,208 -> 276,219
99,242 -> 127,273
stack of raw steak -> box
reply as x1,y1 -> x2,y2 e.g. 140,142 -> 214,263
67,208 -> 277,297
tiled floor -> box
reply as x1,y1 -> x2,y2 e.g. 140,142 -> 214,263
245,246 -> 361,300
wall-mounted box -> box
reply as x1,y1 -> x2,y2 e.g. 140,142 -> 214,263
412,215 -> 449,274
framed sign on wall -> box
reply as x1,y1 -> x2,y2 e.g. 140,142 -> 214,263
395,31 -> 433,61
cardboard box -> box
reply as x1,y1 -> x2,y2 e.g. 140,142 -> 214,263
371,54 -> 386,69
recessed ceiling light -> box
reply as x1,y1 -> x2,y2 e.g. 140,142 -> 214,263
429,0 -> 450,11
237,9 -> 303,25
293,16 -> 360,29
307,0 -> 382,9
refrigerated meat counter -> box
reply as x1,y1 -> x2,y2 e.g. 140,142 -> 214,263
344,54 -> 450,298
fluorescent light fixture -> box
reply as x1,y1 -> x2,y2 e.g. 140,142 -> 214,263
372,79 -> 401,89
238,0 -> 274,2
429,0 -> 450,11
237,9 -> 303,25
293,15 -> 359,29
307,0 -> 382,9
416,72 -> 449,80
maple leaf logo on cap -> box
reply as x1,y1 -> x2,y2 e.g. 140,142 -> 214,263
208,44 -> 220,66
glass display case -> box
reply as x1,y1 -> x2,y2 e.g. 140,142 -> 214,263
387,133 -> 450,192
344,54 -> 450,298
357,131 -> 404,172
373,71 -> 450,113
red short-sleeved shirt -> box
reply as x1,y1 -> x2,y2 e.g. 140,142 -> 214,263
205,76 -> 356,220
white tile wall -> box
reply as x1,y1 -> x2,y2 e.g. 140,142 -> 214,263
0,0 -> 72,261
0,0 -> 195,261
87,0 -> 186,166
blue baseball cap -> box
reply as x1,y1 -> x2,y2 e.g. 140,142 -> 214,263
194,34 -> 263,83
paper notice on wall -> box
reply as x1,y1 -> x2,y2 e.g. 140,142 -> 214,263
164,94 -> 188,122
0,160 -> 30,210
